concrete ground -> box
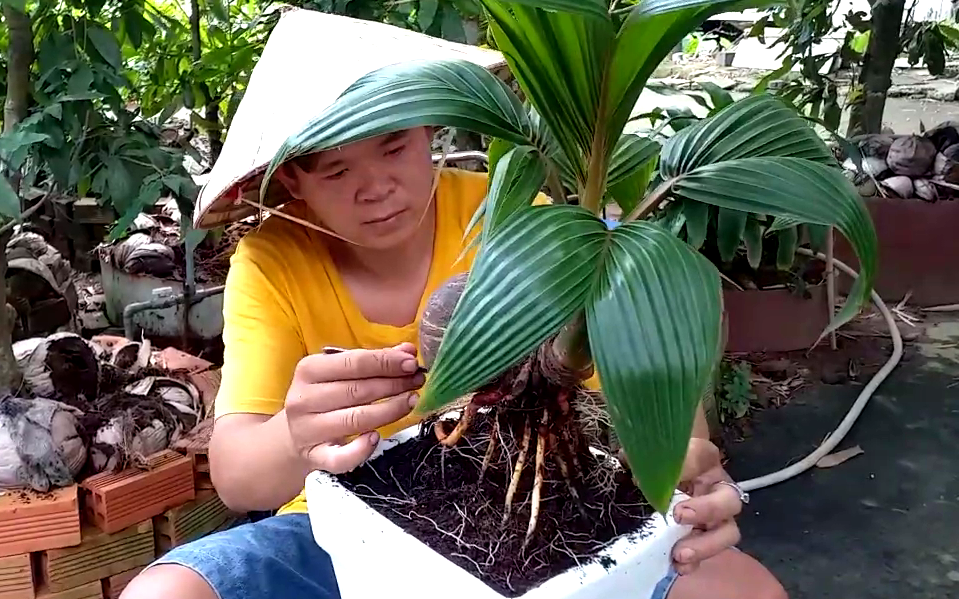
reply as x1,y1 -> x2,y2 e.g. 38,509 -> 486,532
725,319 -> 959,598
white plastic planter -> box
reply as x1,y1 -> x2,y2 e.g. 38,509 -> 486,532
306,426 -> 692,599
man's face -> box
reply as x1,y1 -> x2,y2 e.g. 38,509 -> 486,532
277,127 -> 435,249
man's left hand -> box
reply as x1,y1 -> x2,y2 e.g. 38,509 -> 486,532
670,437 -> 744,575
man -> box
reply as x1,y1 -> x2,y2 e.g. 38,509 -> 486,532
121,126 -> 787,599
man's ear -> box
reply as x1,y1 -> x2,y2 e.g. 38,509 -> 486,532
274,162 -> 306,200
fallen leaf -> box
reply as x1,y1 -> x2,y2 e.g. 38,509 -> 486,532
816,445 -> 865,468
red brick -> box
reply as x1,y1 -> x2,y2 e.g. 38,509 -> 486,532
80,452 -> 194,534
0,487 -> 81,557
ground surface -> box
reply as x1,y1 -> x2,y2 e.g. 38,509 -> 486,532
725,317 -> 959,598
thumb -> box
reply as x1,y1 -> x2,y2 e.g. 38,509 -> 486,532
307,432 -> 380,474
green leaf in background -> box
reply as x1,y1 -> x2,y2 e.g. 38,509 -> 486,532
0,0 -> 27,12
110,177 -> 163,240
682,200 -> 709,250
0,177 -> 22,220
776,226 -> 798,270
586,221 -> 722,513
419,205 -> 607,412
669,156 -> 877,334
440,3 -> 468,42
262,59 -> 532,202
697,80 -> 734,112
418,0 -> 439,30
86,25 -> 123,69
716,207 -> 747,263
209,0 -> 230,23
743,216 -> 764,269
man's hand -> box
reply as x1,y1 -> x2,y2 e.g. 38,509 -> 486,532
670,437 -> 743,574
285,342 -> 425,474
619,437 -> 744,575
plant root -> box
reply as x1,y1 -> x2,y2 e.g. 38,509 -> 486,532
524,409 -> 549,551
550,432 -> 589,522
480,414 -> 500,481
434,403 -> 477,447
503,418 -> 532,525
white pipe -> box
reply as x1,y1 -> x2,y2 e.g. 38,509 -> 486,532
736,249 -> 904,492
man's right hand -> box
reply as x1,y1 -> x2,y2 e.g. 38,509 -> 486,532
285,342 -> 425,474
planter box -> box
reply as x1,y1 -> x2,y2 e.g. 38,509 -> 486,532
723,281 -> 831,353
0,486 -> 82,557
834,196 -> 959,306
306,427 -> 690,599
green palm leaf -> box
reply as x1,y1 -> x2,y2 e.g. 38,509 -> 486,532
259,59 -> 531,201
586,221 -> 722,512
607,135 -> 660,214
670,156 -> 877,333
482,1 -> 616,185
420,205 -> 607,412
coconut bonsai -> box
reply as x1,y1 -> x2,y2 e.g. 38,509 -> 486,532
265,0 -> 879,559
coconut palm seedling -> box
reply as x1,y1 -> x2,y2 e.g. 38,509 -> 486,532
262,0 -> 879,549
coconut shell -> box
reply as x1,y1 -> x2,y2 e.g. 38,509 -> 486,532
880,175 -> 914,198
914,179 -> 938,202
934,144 -> 959,184
419,272 -> 469,370
924,121 -> 959,151
853,134 -> 897,159
887,135 -> 938,177
14,332 -> 99,406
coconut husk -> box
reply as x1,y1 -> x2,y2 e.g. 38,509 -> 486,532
924,121 -> 959,151
880,175 -> 915,198
13,333 -> 99,409
0,395 -> 87,491
887,135 -> 938,177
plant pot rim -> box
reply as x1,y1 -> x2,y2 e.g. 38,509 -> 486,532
305,424 -> 691,599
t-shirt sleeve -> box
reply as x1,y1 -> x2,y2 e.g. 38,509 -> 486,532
214,234 -> 306,419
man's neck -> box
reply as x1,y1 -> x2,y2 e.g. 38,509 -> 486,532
329,203 -> 436,283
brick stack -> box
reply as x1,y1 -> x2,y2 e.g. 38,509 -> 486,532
0,348 -> 239,599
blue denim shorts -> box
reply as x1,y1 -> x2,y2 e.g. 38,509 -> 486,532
151,513 -> 680,599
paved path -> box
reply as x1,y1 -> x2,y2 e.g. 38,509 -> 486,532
725,320 -> 959,599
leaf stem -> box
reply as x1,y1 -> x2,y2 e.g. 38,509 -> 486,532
549,311 -> 593,378
623,178 -> 675,223
547,167 -> 567,204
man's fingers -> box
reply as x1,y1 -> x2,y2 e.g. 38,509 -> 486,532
308,392 -> 418,442
672,520 -> 741,574
673,482 -> 743,528
306,432 -> 380,474
297,347 -> 421,384
293,373 -> 425,413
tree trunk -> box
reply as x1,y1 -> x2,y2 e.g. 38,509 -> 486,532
0,229 -> 24,394
205,100 -> 223,164
2,4 -> 33,134
846,0 -> 906,136
0,5 -> 33,394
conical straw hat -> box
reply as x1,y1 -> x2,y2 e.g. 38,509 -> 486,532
193,7 -> 507,229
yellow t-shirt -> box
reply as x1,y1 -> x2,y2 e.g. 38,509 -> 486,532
215,167 -> 600,515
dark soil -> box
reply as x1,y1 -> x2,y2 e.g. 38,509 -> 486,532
338,414 -> 655,597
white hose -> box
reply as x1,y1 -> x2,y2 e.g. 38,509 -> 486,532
736,249 -> 904,492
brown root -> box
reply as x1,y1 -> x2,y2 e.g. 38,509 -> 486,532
503,417 -> 532,525
524,409 -> 549,550
550,432 -> 589,522
433,403 -> 477,447
480,413 -> 500,481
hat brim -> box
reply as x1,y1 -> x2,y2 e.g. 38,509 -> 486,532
193,8 -> 507,230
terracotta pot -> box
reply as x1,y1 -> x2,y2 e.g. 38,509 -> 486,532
723,282 -> 830,353
834,196 -> 959,306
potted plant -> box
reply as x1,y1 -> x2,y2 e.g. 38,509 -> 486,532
638,83 -> 835,353
260,2 -> 879,597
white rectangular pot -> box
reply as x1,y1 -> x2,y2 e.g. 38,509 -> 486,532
306,426 -> 691,599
